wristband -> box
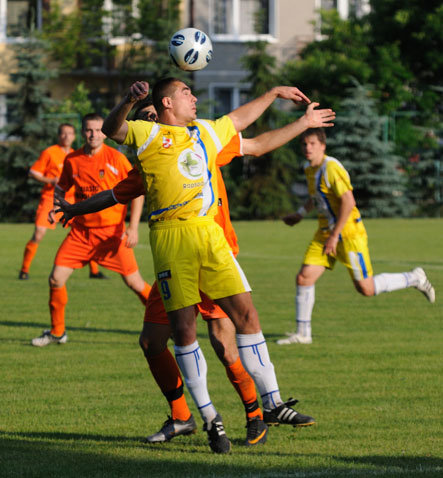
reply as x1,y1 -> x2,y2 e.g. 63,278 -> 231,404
296,206 -> 307,217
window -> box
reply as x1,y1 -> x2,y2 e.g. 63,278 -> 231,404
0,0 -> 42,39
210,84 -> 250,118
209,0 -> 275,41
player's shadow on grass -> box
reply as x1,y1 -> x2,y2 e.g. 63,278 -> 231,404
336,454 -> 443,472
0,320 -> 139,336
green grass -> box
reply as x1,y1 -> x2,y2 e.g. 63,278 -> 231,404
0,219 -> 442,477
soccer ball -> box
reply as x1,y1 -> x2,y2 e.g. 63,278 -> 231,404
169,28 -> 213,71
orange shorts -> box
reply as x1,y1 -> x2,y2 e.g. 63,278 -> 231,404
54,224 -> 138,275
144,281 -> 228,324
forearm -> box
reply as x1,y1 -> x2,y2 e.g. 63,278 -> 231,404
244,116 -> 310,156
29,171 -> 55,185
330,192 -> 355,237
67,190 -> 117,217
227,88 -> 279,132
101,94 -> 135,143
128,195 -> 144,229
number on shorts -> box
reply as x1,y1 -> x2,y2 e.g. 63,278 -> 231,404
160,280 -> 171,300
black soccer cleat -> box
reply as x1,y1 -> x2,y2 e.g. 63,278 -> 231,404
89,271 -> 108,279
264,398 -> 315,427
19,271 -> 29,280
144,415 -> 197,443
245,416 -> 268,446
203,413 -> 231,454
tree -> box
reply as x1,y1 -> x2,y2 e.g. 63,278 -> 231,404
0,33 -> 59,221
226,41 -> 302,219
327,81 -> 411,217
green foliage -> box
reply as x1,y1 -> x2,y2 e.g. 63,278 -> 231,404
226,42 -> 301,219
327,81 -> 411,217
0,33 -> 60,222
41,0 -> 113,71
281,10 -> 412,114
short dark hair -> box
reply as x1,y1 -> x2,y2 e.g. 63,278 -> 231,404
81,113 -> 103,131
300,128 -> 327,145
58,123 -> 75,135
133,96 -> 154,121
152,77 -> 183,114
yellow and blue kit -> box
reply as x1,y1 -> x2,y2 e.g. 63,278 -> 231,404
123,116 -> 251,311
303,155 -> 374,281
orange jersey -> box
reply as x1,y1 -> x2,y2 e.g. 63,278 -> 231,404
113,134 -> 242,254
30,144 -> 75,201
58,144 -> 132,228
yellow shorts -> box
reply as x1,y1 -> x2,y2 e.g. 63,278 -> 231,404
150,217 -> 251,312
303,229 -> 373,281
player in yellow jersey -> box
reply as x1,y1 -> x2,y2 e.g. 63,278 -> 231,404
278,128 -> 436,346
102,78 -> 324,453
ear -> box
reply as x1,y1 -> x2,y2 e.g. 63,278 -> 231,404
162,96 -> 173,110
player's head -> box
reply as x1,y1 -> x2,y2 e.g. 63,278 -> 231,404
81,113 -> 106,152
57,123 -> 75,148
300,128 -> 326,165
152,77 -> 197,124
133,96 -> 158,122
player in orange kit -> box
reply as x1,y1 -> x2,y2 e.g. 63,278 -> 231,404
31,113 -> 151,347
19,123 -> 104,280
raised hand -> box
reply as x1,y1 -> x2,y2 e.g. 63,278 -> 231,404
304,102 -> 336,128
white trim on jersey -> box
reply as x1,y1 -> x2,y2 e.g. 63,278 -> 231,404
137,123 -> 160,156
238,132 -> 244,156
194,119 -> 223,153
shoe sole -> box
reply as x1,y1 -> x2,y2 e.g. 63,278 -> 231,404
145,427 -> 197,443
265,420 -> 315,427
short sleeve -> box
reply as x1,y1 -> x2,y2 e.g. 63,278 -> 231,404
327,161 -> 353,197
30,149 -> 51,174
216,133 -> 242,167
123,120 -> 155,149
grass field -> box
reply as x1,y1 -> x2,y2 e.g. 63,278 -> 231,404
0,219 -> 441,477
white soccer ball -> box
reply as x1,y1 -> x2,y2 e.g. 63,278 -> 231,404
169,28 -> 213,71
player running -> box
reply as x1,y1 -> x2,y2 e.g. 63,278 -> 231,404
278,128 -> 436,346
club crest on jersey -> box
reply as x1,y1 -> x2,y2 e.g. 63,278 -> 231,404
162,137 -> 173,149
99,169 -> 104,178
158,270 -> 172,280
178,148 -> 204,180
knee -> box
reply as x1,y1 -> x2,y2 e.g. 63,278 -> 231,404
296,272 -> 309,286
139,331 -> 149,354
49,274 -> 62,289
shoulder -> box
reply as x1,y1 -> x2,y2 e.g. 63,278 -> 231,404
324,155 -> 347,172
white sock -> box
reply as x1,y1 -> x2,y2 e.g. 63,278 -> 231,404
236,331 -> 282,409
174,341 -> 217,423
373,272 -> 417,295
296,285 -> 315,339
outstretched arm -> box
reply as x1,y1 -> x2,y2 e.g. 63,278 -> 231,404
54,191 -> 117,227
102,81 -> 150,143
282,198 -> 315,226
242,102 -> 335,157
227,86 -> 311,132
124,195 -> 144,248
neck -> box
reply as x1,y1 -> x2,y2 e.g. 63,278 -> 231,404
84,144 -> 103,156
59,145 -> 72,154
159,111 -> 191,127
310,154 -> 325,167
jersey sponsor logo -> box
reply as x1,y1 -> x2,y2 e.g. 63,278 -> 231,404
158,270 -> 172,280
99,169 -> 105,178
162,137 -> 173,149
177,148 -> 204,180
218,197 -> 222,206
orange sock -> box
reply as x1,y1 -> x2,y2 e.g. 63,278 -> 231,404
89,261 -> 99,275
49,286 -> 68,337
147,348 -> 191,421
21,241 -> 39,273
136,282 -> 152,306
226,357 -> 263,420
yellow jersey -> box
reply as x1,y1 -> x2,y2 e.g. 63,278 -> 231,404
123,116 -> 236,224
305,155 -> 365,238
